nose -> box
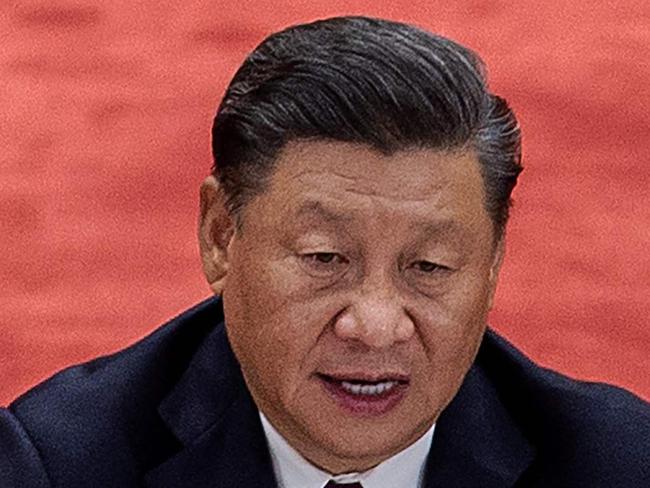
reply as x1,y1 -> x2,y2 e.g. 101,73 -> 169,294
334,290 -> 415,349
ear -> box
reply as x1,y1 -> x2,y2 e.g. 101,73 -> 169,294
198,175 -> 235,295
486,235 -> 506,310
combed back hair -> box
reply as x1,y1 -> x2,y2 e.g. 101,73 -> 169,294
212,16 -> 523,240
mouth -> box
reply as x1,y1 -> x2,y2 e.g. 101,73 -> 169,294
318,372 -> 410,384
316,373 -> 410,416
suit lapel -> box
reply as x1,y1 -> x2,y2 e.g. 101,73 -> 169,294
144,320 -> 277,488
423,331 -> 536,487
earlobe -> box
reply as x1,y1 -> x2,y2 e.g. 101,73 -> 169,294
198,175 -> 235,295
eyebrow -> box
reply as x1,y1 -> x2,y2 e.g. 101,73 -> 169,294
294,200 -> 472,243
294,200 -> 355,224
410,220 -> 473,244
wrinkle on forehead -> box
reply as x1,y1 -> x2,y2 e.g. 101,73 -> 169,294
292,169 -> 358,187
290,168 -> 450,204
341,183 -> 448,203
268,141 -> 485,220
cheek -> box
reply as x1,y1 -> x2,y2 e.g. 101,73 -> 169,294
413,274 -> 491,386
224,281 -> 325,394
433,266 -> 493,323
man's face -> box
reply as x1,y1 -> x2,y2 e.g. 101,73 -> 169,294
215,141 -> 502,473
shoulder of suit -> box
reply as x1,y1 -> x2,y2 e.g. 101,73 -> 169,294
11,296 -> 223,414
481,328 -> 650,478
4,297 -> 224,485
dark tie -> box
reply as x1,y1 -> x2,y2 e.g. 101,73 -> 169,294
324,482 -> 363,487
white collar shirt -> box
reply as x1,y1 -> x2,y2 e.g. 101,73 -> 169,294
259,411 -> 435,488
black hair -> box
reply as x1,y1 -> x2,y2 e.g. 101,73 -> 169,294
212,16 -> 522,239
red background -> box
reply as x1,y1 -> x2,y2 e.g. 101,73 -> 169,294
1,0 -> 649,405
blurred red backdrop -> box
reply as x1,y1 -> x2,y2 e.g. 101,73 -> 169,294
1,0 -> 649,405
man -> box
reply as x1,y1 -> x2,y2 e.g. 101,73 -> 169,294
1,15 -> 648,488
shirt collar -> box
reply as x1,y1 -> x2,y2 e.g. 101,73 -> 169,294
259,410 -> 435,488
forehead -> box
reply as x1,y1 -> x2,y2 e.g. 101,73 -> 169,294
273,141 -> 476,198
246,140 -> 492,244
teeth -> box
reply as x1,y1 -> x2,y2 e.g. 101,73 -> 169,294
340,380 -> 398,396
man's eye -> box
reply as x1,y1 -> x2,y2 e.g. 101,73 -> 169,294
300,253 -> 349,275
303,252 -> 345,266
413,261 -> 450,273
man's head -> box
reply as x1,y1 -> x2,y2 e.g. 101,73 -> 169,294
199,16 -> 522,474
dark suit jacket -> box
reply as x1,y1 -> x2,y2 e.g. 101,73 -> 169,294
1,297 -> 649,487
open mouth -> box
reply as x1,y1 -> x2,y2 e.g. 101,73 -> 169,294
316,373 -> 410,415
317,373 -> 410,383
